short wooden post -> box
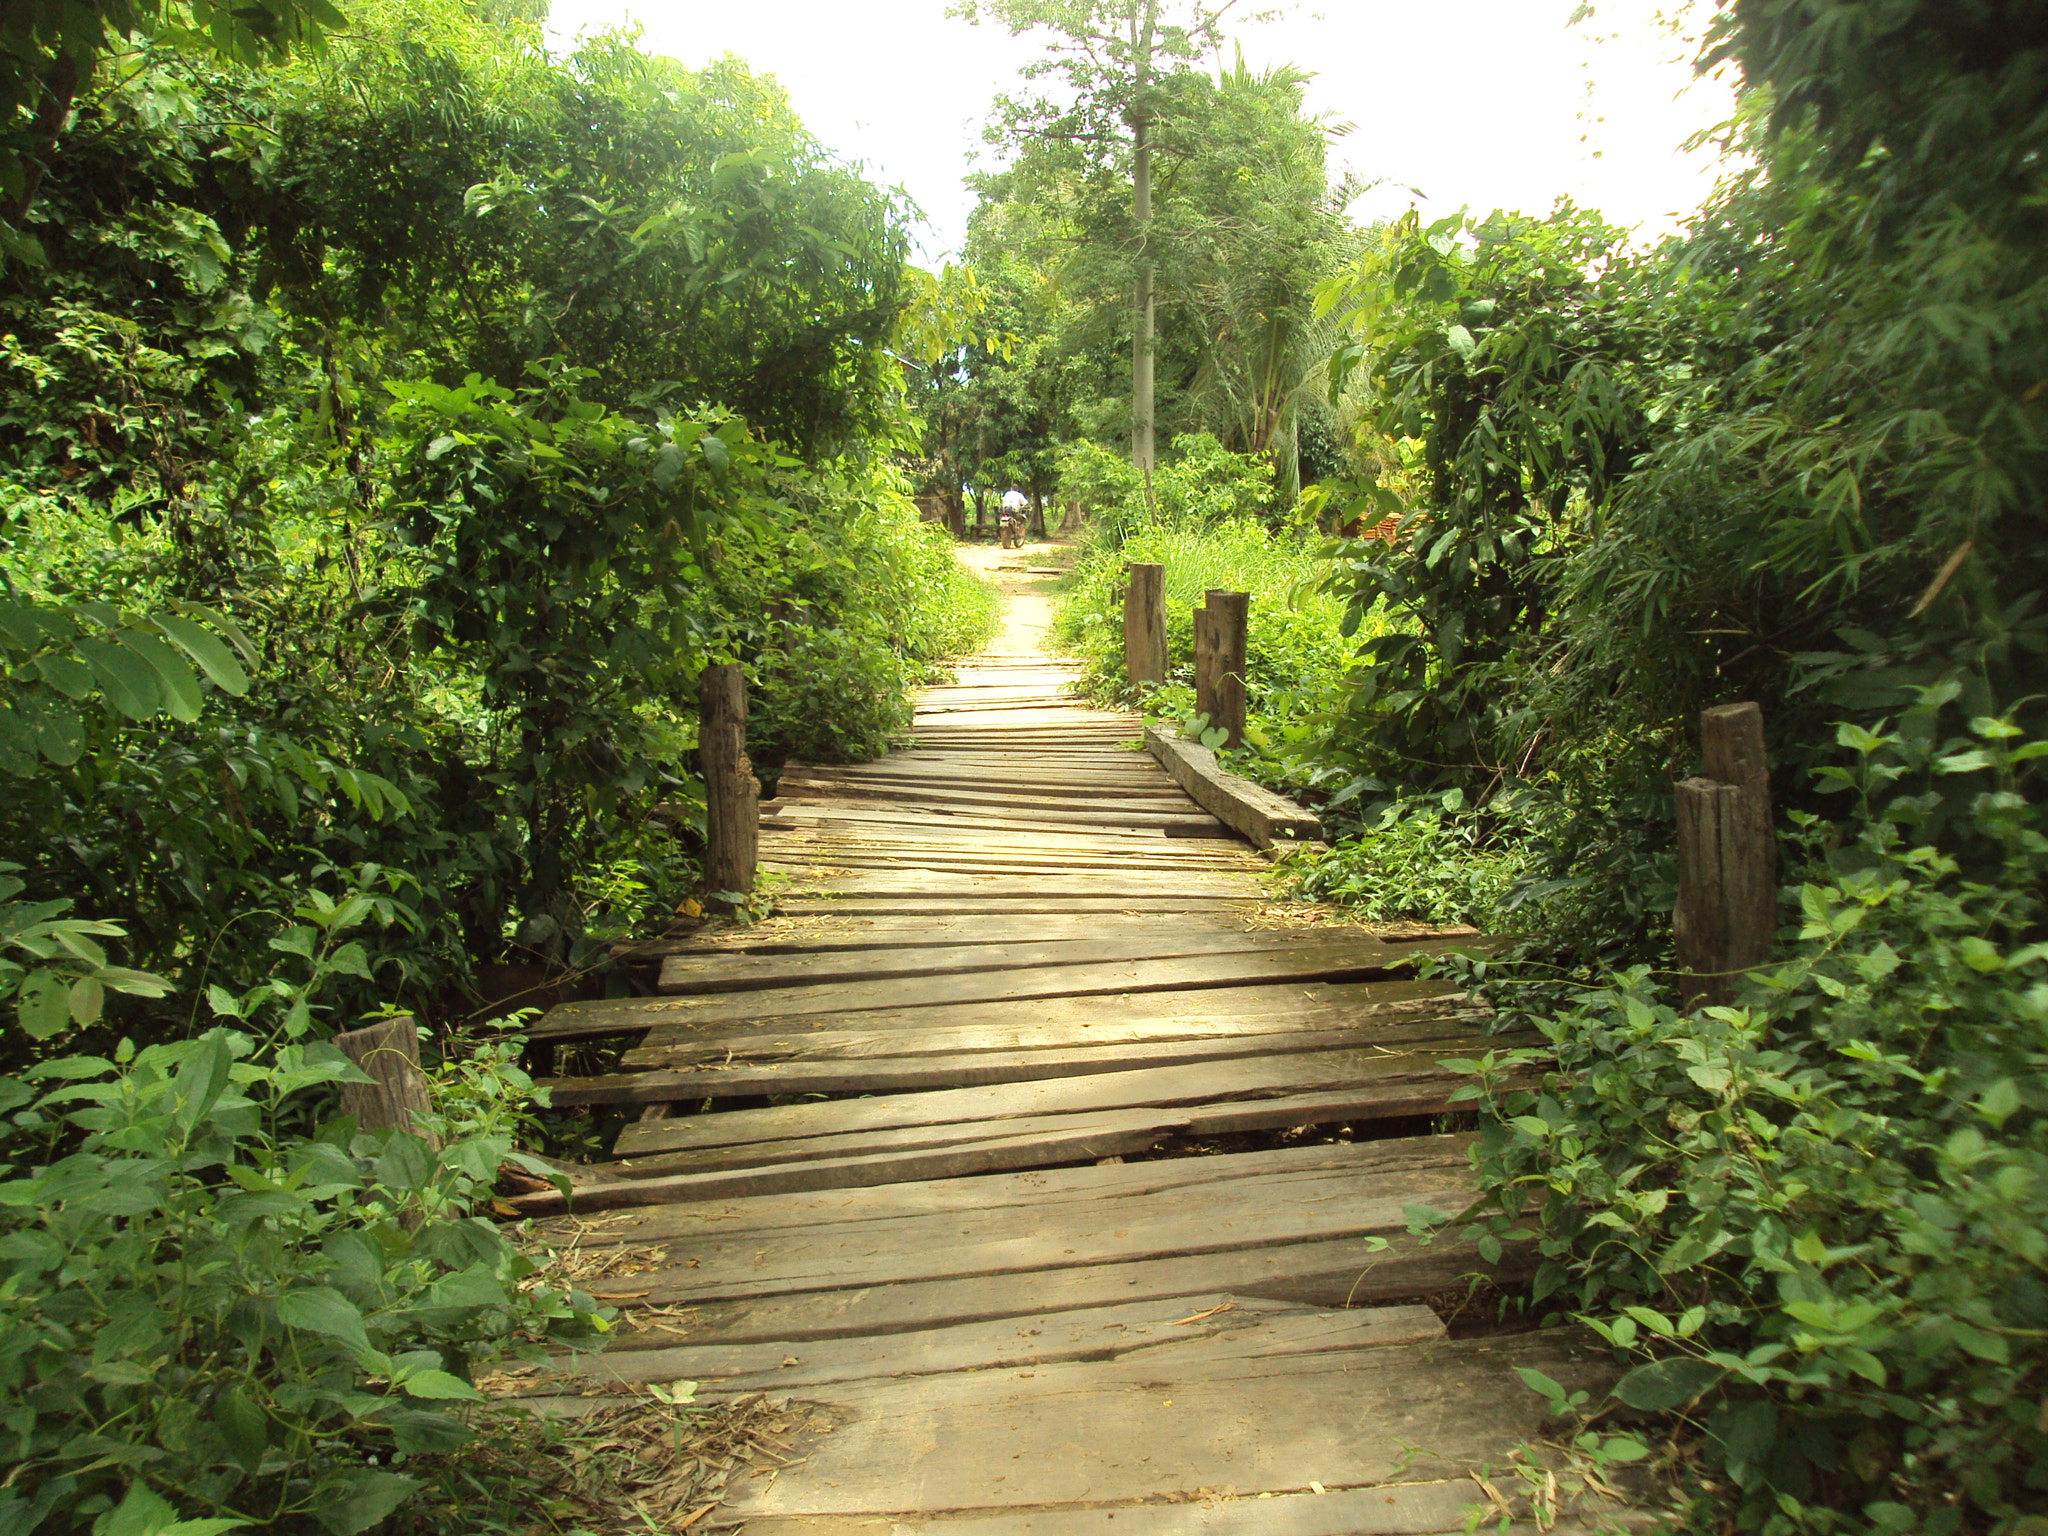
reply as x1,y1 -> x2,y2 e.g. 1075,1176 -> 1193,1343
1122,563 -> 1166,688
1674,702 -> 1775,1009
699,662 -> 759,905
1193,589 -> 1249,750
334,1016 -> 438,1148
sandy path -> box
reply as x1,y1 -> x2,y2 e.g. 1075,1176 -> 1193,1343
952,540 -> 1068,655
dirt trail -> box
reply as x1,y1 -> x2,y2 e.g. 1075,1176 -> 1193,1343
951,539 -> 1066,655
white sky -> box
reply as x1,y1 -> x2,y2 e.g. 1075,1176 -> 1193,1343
544,0 -> 1741,263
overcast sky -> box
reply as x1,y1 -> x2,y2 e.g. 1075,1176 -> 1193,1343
543,0 -> 1741,263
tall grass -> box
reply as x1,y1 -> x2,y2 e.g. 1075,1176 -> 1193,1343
1051,519 -> 1393,737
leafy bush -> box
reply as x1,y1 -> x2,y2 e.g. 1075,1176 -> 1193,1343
1290,789 -> 1534,927
1440,707 -> 2048,1534
0,901 -> 606,1532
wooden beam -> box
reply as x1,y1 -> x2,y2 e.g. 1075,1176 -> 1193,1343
1675,701 -> 1776,1008
700,662 -> 759,904
1122,562 -> 1167,686
1144,723 -> 1322,849
1193,589 -> 1248,749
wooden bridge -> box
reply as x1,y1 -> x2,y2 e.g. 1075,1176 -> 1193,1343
506,567 -> 1620,1535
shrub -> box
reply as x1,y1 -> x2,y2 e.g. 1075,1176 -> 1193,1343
0,900 -> 607,1534
1439,706 -> 2048,1534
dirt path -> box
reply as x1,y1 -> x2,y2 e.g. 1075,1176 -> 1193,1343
951,537 -> 1065,655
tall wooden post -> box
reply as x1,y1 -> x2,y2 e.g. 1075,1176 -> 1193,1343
699,662 -> 759,905
1674,701 -> 1775,1009
334,1016 -> 438,1148
1193,589 -> 1249,750
1122,563 -> 1166,688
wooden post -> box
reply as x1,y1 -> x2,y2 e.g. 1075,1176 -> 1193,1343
1193,589 -> 1249,750
334,1016 -> 438,1148
1674,702 -> 1775,1009
700,662 -> 759,905
1122,563 -> 1166,688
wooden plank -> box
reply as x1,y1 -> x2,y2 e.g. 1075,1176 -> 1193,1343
769,896 -> 1267,917
552,974 -> 1449,1056
550,1135 -> 1488,1291
718,1332 -> 1610,1520
611,1049 -> 1483,1160
519,1116 -> 1174,1211
779,872 -> 1258,898
534,1295 -> 1443,1393
612,912 -> 1388,957
1145,723 -> 1323,849
644,942 -> 1442,1016
548,1016 -> 1499,1103
537,1136 -> 1478,1249
652,932 -> 1408,999
622,980 -> 1483,1067
726,1480 -> 1521,1536
600,1230 -> 1525,1351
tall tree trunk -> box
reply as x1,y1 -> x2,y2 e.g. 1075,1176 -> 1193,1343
3,52 -> 82,232
1129,2 -> 1157,498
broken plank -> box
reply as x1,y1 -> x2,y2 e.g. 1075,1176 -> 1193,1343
653,931 -> 1421,995
610,1051 -> 1484,1161
548,1133 -> 1488,1287
532,1295 -> 1443,1394
622,980 -> 1483,1067
719,1331 -> 1608,1519
546,1016 -> 1500,1103
536,1136 -> 1479,1249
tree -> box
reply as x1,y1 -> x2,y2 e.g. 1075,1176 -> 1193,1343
951,0 -> 1257,489
1,0 -> 343,253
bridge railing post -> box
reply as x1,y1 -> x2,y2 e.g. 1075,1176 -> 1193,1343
1674,701 -> 1775,1008
1193,589 -> 1249,750
1122,562 -> 1166,688
700,662 -> 759,906
334,1016 -> 438,1148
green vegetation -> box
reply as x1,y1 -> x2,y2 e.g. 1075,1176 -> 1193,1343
0,1 -> 993,1528
7,0 -> 2047,1530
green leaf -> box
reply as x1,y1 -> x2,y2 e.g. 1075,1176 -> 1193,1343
75,636 -> 162,721
398,1368 -> 483,1401
1612,1356 -> 1721,1410
216,1387 -> 269,1476
33,653 -> 95,699
276,1286 -> 373,1355
311,1469 -> 418,1535
18,971 -> 72,1040
1445,323 -> 1478,360
117,632 -> 204,722
153,613 -> 251,695
35,706 -> 86,766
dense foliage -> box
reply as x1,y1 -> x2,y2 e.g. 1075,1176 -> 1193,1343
0,3 -> 995,1528
0,0 -> 995,1036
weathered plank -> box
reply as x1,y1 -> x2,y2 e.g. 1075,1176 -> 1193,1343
1145,723 -> 1324,849
725,1481 -> 1522,1536
534,1136 -> 1478,1248
654,931 -> 1441,996
621,980 -> 1482,1067
719,1330 -> 1610,1519
611,1049 -> 1483,1160
533,1295 -> 1442,1393
547,1015 -> 1497,1104
554,1135 -> 1486,1295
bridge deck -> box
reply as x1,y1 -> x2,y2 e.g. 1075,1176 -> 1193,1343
513,566 -> 1618,1535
